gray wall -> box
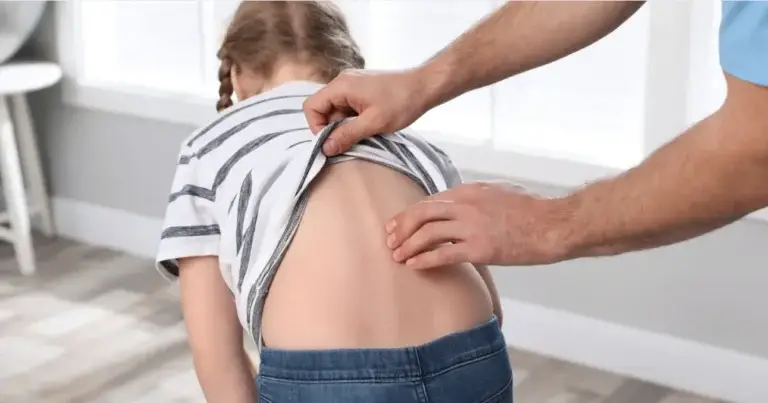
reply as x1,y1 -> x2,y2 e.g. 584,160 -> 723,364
19,4 -> 192,218
21,4 -> 768,359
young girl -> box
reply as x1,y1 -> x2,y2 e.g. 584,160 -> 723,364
156,2 -> 512,402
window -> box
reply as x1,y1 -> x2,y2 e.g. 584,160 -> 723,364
59,0 -> 726,187
493,6 -> 649,169
338,0 -> 497,146
686,0 -> 726,126
79,1 -> 207,96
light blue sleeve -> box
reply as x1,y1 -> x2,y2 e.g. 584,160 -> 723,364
719,1 -> 768,86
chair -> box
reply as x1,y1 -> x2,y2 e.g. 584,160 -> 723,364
0,61 -> 60,275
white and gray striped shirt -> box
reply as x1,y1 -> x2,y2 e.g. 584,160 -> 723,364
156,81 -> 463,352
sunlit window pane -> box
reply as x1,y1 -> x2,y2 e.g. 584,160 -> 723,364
79,0 -> 205,95
686,0 -> 725,125
492,6 -> 651,169
341,0 -> 496,143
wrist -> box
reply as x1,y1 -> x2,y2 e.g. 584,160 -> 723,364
411,60 -> 455,113
543,194 -> 586,262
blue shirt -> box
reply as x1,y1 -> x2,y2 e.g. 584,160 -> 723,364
720,1 -> 768,86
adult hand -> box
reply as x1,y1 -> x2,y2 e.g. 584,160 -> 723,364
303,68 -> 432,156
385,181 -> 575,269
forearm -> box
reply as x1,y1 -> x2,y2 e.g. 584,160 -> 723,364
560,75 -> 768,258
418,1 -> 644,109
179,257 -> 257,403
191,343 -> 256,403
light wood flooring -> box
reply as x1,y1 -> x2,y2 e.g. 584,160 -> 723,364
0,236 -> 727,403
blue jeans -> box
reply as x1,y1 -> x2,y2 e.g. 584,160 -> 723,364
257,316 -> 513,403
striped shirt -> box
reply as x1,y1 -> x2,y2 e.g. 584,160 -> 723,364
156,81 -> 463,353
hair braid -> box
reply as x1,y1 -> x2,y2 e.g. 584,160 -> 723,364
217,49 -> 234,112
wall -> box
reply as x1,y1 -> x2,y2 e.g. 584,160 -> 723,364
19,2 -> 768,371
466,174 -> 768,361
17,5 -> 193,218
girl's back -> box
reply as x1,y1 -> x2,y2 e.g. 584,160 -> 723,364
263,157 -> 493,349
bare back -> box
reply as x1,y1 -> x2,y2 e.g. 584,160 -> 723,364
261,160 -> 493,349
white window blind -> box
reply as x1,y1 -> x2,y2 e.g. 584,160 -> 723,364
67,0 -> 726,176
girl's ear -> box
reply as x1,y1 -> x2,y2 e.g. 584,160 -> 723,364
231,65 -> 265,102
231,64 -> 243,102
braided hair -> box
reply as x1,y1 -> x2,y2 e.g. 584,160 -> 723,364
216,49 -> 235,112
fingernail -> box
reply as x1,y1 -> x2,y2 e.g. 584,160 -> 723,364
386,234 -> 396,248
405,258 -> 415,267
324,139 -> 339,155
393,249 -> 402,261
385,220 -> 397,233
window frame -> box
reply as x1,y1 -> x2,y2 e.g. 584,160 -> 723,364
54,1 -> 768,223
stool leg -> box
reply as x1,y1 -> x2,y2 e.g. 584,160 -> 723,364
10,93 -> 55,236
0,97 -> 36,276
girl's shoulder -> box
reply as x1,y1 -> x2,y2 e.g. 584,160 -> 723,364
181,81 -> 324,157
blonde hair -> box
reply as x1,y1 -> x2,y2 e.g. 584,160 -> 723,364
216,1 -> 365,112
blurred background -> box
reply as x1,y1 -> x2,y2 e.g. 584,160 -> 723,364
0,1 -> 765,402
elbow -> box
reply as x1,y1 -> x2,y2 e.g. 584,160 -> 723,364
718,73 -> 768,166
710,123 -> 768,215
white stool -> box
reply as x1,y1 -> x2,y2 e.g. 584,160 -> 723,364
0,61 -> 60,275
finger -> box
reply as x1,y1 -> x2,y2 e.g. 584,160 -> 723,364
386,199 -> 460,249
482,180 -> 532,195
303,89 -> 333,134
392,221 -> 465,263
423,185 -> 470,203
322,111 -> 382,156
404,244 -> 468,270
304,81 -> 357,134
329,110 -> 349,123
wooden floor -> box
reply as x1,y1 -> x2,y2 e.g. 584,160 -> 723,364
0,236 -> 727,403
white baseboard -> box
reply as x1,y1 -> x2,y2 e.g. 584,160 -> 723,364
501,298 -> 768,403
50,197 -> 768,402
51,197 -> 162,259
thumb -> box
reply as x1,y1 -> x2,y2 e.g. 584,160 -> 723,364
322,113 -> 381,156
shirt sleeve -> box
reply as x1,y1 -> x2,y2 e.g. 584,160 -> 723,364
155,146 -> 220,281
427,143 -> 463,188
719,1 -> 768,87
440,154 -> 463,188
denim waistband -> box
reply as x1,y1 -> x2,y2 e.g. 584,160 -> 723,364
259,316 -> 506,382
